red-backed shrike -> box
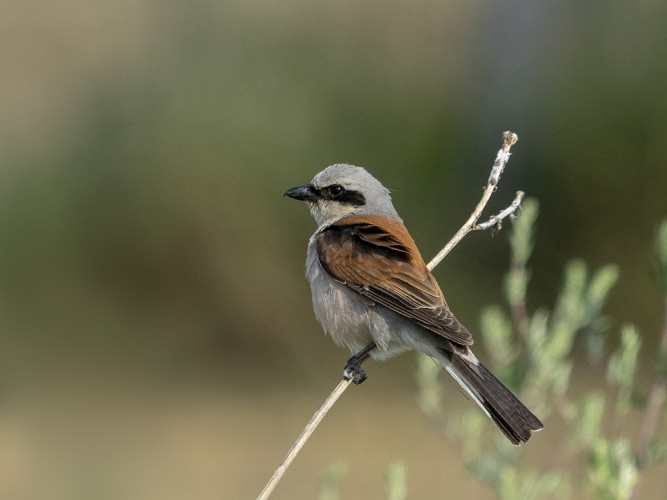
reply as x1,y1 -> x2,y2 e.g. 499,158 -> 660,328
285,164 -> 542,444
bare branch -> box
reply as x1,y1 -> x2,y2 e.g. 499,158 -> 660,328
488,131 -> 519,185
258,131 -> 524,499
474,191 -> 525,232
257,379 -> 353,500
427,131 -> 520,270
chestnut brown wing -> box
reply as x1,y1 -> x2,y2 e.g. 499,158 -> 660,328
316,214 -> 473,346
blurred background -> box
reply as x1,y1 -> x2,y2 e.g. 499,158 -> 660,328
1,1 -> 666,498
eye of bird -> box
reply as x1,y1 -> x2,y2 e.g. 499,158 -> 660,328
327,184 -> 345,197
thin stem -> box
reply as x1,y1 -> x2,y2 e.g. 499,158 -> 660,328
634,296 -> 667,466
258,131 -> 523,499
257,378 -> 353,500
474,191 -> 525,232
505,191 -> 531,341
629,297 -> 667,500
509,271 -> 531,341
427,131 -> 519,270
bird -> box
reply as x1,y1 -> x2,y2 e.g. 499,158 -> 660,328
284,163 -> 543,445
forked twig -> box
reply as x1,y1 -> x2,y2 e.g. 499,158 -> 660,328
257,131 -> 523,500
427,131 -> 518,270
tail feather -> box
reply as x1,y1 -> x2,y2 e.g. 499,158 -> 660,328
443,351 -> 543,445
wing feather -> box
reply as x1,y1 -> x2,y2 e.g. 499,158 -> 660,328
316,214 -> 473,346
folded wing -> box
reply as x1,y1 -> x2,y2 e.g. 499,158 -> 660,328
316,214 -> 473,346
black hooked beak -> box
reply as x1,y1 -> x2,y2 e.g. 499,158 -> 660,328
284,184 -> 318,202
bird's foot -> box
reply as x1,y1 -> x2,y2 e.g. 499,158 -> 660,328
343,355 -> 368,385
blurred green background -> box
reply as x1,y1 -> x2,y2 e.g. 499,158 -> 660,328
1,1 -> 666,498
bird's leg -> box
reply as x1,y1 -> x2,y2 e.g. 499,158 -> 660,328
343,342 -> 377,385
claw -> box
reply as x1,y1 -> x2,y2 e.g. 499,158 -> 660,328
343,357 -> 368,384
342,342 -> 376,385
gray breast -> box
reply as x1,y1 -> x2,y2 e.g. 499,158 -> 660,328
305,239 -> 375,353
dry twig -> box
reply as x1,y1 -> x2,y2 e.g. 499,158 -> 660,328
257,131 -> 523,500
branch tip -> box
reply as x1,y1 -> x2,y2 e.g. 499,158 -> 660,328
489,132 -> 518,186
502,131 -> 519,151
474,190 -> 525,231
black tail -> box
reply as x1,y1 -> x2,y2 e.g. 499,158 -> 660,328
444,351 -> 543,445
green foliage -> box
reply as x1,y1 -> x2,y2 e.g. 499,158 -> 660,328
588,439 -> 637,500
318,211 -> 666,499
319,461 -> 348,500
607,325 -> 640,415
570,392 -> 605,448
385,462 -> 408,500
498,468 -> 566,500
504,198 -> 537,311
414,200 -> 666,499
415,354 -> 443,421
480,306 -> 516,377
642,439 -> 667,468
318,460 -> 407,500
